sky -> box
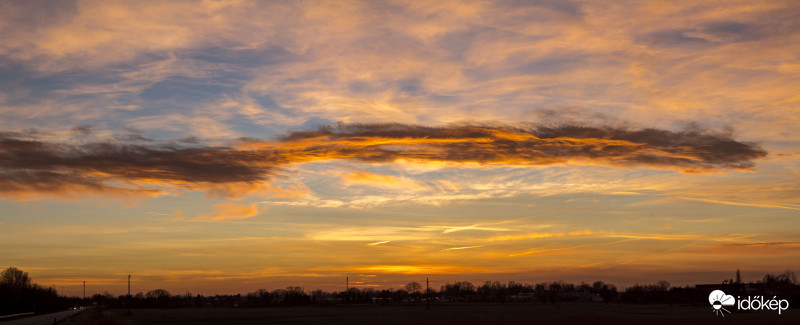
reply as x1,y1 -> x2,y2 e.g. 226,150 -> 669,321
1,0 -> 799,296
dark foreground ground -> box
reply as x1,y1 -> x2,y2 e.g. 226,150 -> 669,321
59,303 -> 799,325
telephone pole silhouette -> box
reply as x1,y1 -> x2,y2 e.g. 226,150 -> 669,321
83,281 -> 86,299
128,275 -> 131,297
426,277 -> 430,310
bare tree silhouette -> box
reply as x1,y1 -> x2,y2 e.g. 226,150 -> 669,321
1,267 -> 31,289
0,267 -> 66,314
405,281 -> 422,294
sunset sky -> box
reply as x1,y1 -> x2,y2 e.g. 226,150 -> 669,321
1,0 -> 799,296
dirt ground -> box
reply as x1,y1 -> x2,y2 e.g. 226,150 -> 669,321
59,303 -> 799,324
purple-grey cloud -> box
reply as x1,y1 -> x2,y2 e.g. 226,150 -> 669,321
0,122 -> 767,199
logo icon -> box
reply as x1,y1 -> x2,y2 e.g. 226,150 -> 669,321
709,290 -> 735,316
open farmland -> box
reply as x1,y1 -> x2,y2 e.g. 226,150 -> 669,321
58,303 -> 799,325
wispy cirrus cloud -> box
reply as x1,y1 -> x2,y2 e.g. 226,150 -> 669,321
2,1 -> 798,142
0,122 -> 766,199
424,224 -> 513,234
487,229 -> 757,243
688,241 -> 800,256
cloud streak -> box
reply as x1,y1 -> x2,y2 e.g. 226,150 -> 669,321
0,122 -> 767,198
195,203 -> 262,221
259,123 -> 767,172
0,132 -> 277,199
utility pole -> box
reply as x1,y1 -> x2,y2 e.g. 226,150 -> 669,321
426,277 -> 430,311
346,276 -> 349,304
83,281 -> 86,299
128,275 -> 131,297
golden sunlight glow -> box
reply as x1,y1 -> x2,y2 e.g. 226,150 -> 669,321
1,0 -> 798,296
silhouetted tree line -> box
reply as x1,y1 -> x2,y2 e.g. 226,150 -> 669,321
3,267 -> 798,314
85,280 -> 616,308
621,270 -> 800,307
0,267 -> 75,315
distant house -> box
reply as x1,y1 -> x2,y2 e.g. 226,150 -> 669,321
510,292 -> 535,302
434,297 -> 451,303
558,291 -> 603,302
370,296 -> 391,304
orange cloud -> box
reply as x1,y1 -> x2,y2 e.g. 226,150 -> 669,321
356,265 -> 487,275
260,123 -> 766,172
196,203 -> 262,221
204,181 -> 310,200
339,170 -> 427,191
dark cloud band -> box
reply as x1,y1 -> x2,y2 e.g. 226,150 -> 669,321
0,123 -> 767,198
281,123 -> 766,170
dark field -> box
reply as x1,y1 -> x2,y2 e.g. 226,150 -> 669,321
60,303 -> 799,324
